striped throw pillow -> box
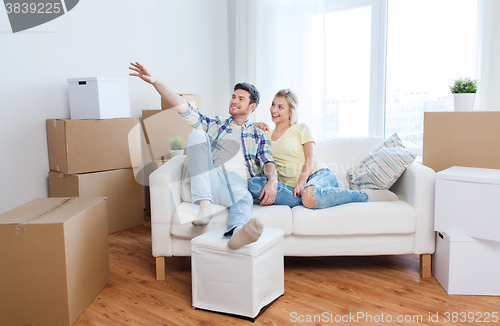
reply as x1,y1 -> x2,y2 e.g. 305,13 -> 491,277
346,133 -> 416,190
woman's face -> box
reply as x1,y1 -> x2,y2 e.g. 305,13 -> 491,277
270,96 -> 291,125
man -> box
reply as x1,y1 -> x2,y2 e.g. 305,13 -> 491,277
129,62 -> 278,249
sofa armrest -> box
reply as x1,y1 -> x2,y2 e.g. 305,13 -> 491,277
150,155 -> 185,257
391,163 -> 436,254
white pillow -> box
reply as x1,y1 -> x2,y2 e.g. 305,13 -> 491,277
346,133 -> 416,190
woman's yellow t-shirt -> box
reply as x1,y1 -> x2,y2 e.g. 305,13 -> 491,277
266,123 -> 327,187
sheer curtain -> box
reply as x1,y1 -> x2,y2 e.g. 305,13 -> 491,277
476,0 -> 500,111
231,0 -> 326,140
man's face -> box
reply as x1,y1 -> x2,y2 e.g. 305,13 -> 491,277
229,89 -> 256,118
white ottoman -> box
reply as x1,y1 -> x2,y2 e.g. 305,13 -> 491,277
191,226 -> 284,319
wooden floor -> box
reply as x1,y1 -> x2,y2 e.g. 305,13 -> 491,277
75,214 -> 499,325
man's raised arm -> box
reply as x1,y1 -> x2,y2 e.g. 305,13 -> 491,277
129,62 -> 189,114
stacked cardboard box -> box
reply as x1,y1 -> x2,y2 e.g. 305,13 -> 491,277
46,79 -> 144,234
424,112 -> 500,295
432,166 -> 500,295
46,118 -> 143,234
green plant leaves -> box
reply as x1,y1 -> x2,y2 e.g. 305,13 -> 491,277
449,77 -> 479,94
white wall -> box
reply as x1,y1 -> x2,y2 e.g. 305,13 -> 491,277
0,0 -> 230,213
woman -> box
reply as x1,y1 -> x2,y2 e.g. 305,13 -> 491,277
249,89 -> 397,209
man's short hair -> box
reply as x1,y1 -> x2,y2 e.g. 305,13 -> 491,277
234,83 -> 260,107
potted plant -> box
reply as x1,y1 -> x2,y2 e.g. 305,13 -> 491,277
449,77 -> 478,111
169,136 -> 184,157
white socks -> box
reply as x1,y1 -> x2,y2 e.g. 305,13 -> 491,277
364,189 -> 399,202
228,218 -> 264,250
192,200 -> 213,226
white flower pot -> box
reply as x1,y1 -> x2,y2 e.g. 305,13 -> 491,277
453,93 -> 476,111
169,149 -> 184,158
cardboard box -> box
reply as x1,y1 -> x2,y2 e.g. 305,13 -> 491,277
432,231 -> 500,295
0,197 -> 109,326
434,166 -> 500,242
46,118 -> 140,175
142,109 -> 191,168
49,168 -> 143,234
423,111 -> 500,173
161,93 -> 201,110
67,77 -> 131,119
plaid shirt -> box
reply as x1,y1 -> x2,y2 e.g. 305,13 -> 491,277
179,105 -> 274,177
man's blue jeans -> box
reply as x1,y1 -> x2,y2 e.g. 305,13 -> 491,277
187,130 -> 253,237
248,168 -> 368,209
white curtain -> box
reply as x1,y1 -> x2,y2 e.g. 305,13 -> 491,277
231,0 -> 326,139
476,0 -> 500,111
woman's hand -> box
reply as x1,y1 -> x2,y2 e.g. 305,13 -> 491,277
293,178 -> 308,198
129,62 -> 156,84
253,122 -> 270,132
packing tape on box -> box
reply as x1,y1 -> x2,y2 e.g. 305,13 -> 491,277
15,197 -> 74,235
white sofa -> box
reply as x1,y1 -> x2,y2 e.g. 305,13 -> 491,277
150,136 -> 436,280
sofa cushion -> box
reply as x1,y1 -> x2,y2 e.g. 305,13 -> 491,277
171,203 -> 293,239
346,133 -> 416,190
291,201 -> 416,236
251,204 -> 293,236
171,203 -> 229,239
315,137 -> 385,188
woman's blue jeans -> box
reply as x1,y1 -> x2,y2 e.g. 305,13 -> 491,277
248,169 -> 368,209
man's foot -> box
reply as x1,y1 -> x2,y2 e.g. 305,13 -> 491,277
192,200 -> 213,226
364,189 -> 399,202
228,218 -> 264,249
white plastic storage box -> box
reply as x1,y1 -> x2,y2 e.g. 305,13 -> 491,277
191,226 -> 284,319
432,231 -> 500,295
67,77 -> 131,119
434,166 -> 500,241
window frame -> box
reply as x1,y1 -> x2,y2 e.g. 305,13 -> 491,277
323,0 -> 388,138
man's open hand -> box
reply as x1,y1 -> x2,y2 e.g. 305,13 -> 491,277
129,62 -> 156,84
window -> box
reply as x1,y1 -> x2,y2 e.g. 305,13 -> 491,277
252,0 -> 477,143
312,0 -> 477,143
312,0 -> 386,139
385,0 -> 477,147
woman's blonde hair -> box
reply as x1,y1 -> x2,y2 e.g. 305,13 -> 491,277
275,89 -> 299,125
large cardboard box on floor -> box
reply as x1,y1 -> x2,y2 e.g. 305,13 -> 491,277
46,118 -> 140,175
0,197 -> 109,326
49,168 -> 143,234
423,111 -> 500,173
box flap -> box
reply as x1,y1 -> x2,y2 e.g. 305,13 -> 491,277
436,166 -> 500,185
0,197 -> 105,225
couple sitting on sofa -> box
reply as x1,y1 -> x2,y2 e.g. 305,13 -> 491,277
129,62 -> 397,249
